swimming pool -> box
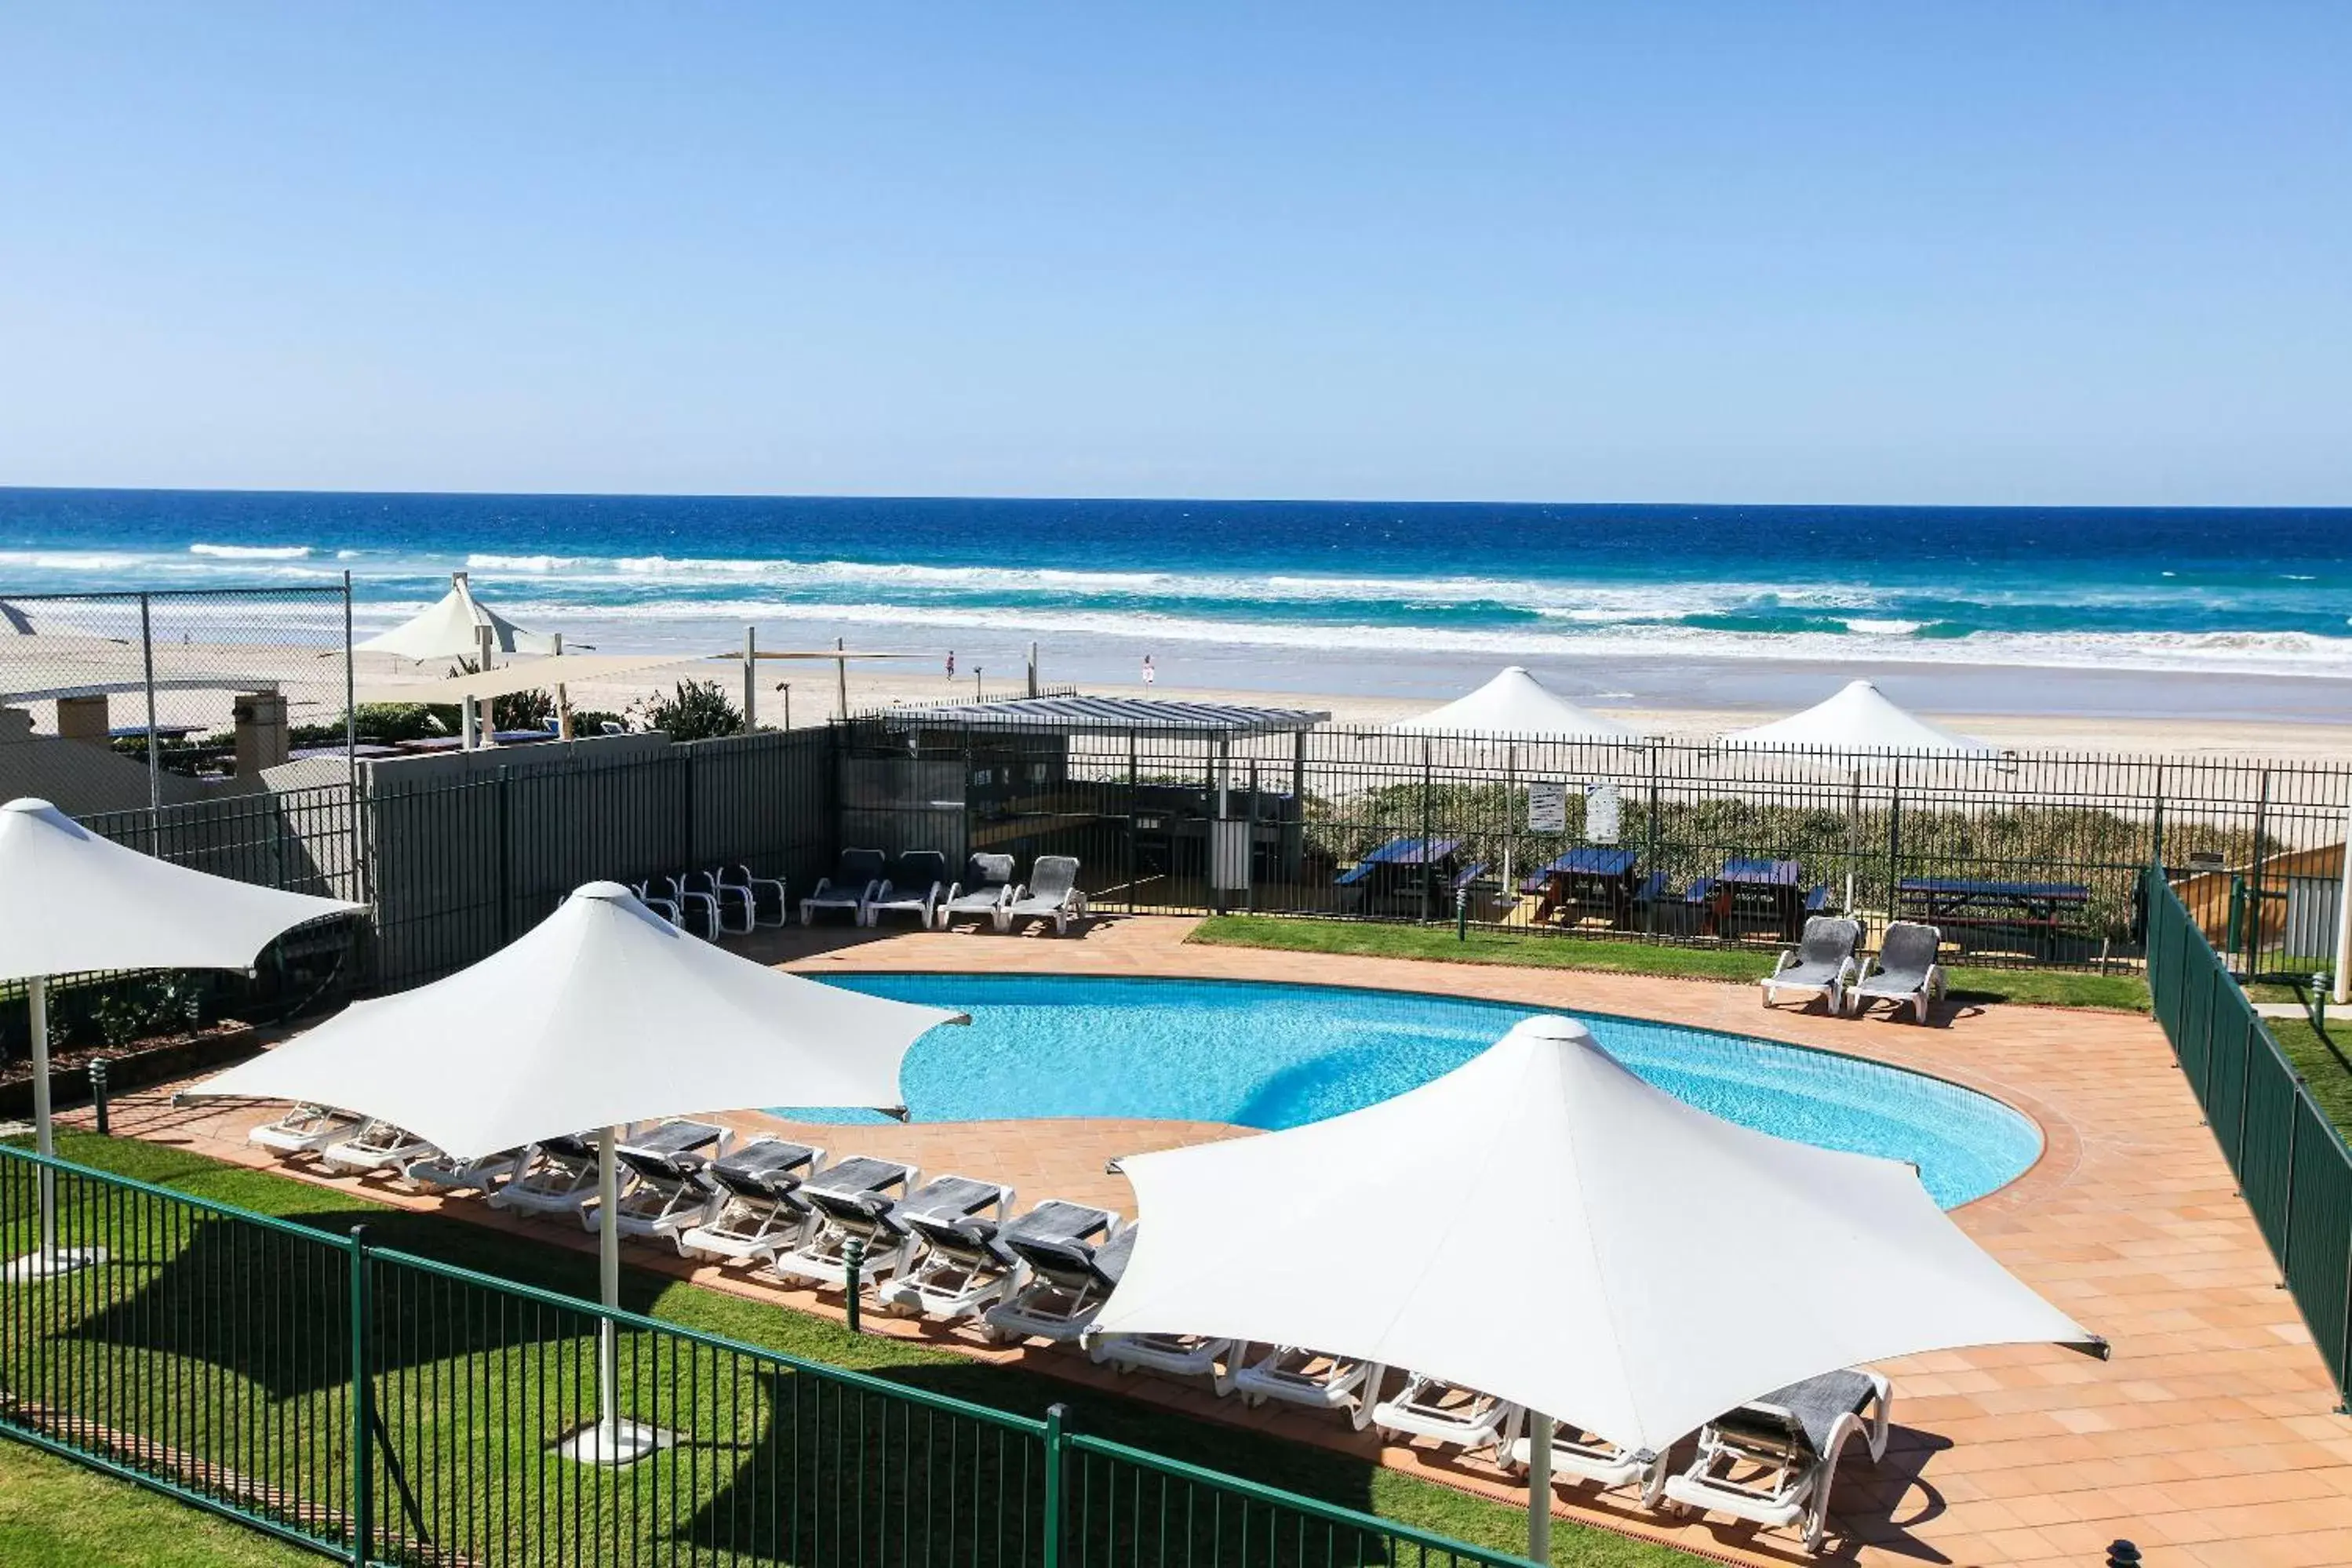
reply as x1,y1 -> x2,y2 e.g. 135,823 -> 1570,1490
778,974 -> 2041,1208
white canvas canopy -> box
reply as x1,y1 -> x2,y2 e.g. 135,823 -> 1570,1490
1094,1015 -> 2098,1460
1390,667 -> 1640,740
0,797 -> 362,1279
189,879 -> 966,1462
356,573 -> 559,663
1722,679 -> 1992,754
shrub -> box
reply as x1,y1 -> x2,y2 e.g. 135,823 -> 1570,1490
634,680 -> 744,742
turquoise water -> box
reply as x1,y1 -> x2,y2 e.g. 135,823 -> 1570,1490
781,973 -> 2041,1208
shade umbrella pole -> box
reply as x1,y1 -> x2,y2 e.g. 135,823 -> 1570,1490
29,975 -> 52,1264
599,1126 -> 621,1442
1526,1410 -> 1553,1561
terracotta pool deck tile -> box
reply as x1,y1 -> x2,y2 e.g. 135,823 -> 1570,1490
74,912 -> 2352,1566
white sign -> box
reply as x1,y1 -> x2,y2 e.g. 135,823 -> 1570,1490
1527,781 -> 1568,834
1586,781 -> 1622,845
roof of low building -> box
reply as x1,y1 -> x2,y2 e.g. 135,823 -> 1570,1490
877,694 -> 1330,738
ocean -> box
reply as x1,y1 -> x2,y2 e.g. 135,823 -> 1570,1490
5,489 -> 2350,719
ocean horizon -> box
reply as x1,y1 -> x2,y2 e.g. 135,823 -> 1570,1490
5,487 -> 2350,719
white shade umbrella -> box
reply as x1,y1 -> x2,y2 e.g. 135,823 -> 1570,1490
1390,667 -> 1640,740
0,798 -> 363,1280
355,572 -> 559,663
1721,679 -> 1991,754
189,879 -> 967,1461
1095,1015 -> 2099,1461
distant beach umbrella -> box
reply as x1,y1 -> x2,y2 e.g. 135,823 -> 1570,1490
356,571 -> 559,663
1390,666 -> 1641,740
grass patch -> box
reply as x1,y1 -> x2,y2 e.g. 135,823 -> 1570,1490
0,1441 -> 320,1567
2269,1017 -> 2352,1142
1189,915 -> 2150,1011
2,1131 -> 1694,1567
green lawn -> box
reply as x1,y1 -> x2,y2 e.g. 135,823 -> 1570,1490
0,1442 -> 322,1567
0,1131 -> 1691,1568
1189,914 -> 2152,1011
2269,1017 -> 2352,1141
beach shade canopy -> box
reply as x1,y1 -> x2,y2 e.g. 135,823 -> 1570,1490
1092,1015 -> 2099,1457
356,573 -> 559,663
188,881 -> 966,1161
1389,667 -> 1640,740
0,798 -> 362,984
1721,678 -> 1993,755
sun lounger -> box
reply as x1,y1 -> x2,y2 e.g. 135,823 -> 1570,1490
1089,1330 -> 1241,1385
1847,921 -> 1946,1023
800,849 -> 887,926
316,1119 -> 437,1175
865,850 -> 948,929
632,879 -> 686,927
936,853 -> 1017,930
767,1155 -> 919,1288
488,1130 -> 618,1218
675,870 -> 753,937
1505,1420 -> 1670,1505
678,1138 -> 825,1263
249,1104 -> 363,1158
717,864 -> 788,928
997,854 -> 1087,936
886,1196 -> 1115,1322
604,1120 -> 734,1242
1760,916 -> 1862,1013
403,1146 -> 527,1195
1374,1375 -> 1520,1463
985,1218 -> 1135,1344
1662,1369 -> 1891,1554
1229,1346 -> 1386,1430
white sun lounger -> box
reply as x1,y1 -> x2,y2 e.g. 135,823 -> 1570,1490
1229,1346 -> 1387,1430
678,1138 -> 825,1264
604,1121 -> 734,1242
935,853 -> 1017,931
1847,921 -> 1946,1023
886,1197 -> 1115,1323
249,1104 -> 364,1158
403,1146 -> 527,1195
766,1156 -> 920,1288
717,864 -> 788,928
488,1130 -> 620,1219
1374,1375 -> 1521,1463
985,1219 -> 1135,1344
997,854 -> 1087,936
800,849 -> 887,926
1662,1369 -> 1891,1554
1505,1419 -> 1670,1506
316,1119 -> 437,1175
1760,916 -> 1862,1013
788,1172 -> 1011,1294
1090,1330 -> 1241,1388
864,850 -> 948,929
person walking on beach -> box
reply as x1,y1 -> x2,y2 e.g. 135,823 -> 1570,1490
945,650 -> 956,681
1141,653 -> 1156,688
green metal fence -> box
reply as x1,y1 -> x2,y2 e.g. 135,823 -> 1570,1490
0,1144 -> 1532,1567
2143,865 -> 2352,1402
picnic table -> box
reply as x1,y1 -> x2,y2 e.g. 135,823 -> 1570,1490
1702,858 -> 1812,942
1337,837 -> 1473,917
1896,877 -> 2091,957
1521,846 -> 1642,929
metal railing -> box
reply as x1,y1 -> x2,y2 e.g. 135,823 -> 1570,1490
0,1143 -> 1535,1567
2144,866 -> 2352,1402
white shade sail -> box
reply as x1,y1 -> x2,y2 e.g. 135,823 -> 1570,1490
1721,679 -> 1992,754
356,574 -> 559,662
188,882 -> 967,1159
0,799 -> 362,983
355,653 -> 718,706
1094,1015 -> 2098,1455
1390,667 -> 1640,740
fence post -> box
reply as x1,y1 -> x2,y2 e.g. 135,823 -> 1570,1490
1418,740 -> 1434,924
2148,762 -> 2166,872
1042,1402 -> 1069,1568
348,1224 -> 373,1568
140,591 -> 162,815
2276,1079 -> 2300,1280
2248,766 -> 2272,975
495,766 -> 512,946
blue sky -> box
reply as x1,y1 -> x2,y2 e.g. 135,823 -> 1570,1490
1,4 -> 2345,504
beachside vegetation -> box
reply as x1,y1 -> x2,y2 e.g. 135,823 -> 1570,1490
1189,914 -> 2153,1011
634,678 -> 743,742
2,1130 -> 1699,1568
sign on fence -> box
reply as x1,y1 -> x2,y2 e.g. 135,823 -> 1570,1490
1527,781 -> 1567,833
1586,780 -> 1621,844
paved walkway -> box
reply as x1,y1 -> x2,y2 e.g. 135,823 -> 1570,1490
91,915 -> 2352,1566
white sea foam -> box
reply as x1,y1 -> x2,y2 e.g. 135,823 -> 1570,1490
189,542 -> 313,560
1843,618 -> 1924,635
467,553 -> 579,572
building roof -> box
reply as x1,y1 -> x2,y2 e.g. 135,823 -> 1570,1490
879,694 -> 1329,738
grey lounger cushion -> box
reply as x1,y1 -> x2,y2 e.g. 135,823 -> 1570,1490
1777,917 -> 1861,986
1855,922 -> 1941,999
1718,1369 -> 1879,1458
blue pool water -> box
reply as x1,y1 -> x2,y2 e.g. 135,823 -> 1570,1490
779,974 -> 2041,1208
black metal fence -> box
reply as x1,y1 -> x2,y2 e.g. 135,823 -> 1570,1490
0,1143 -> 1532,1567
2145,866 -> 2352,1402
846,719 -> 2352,971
